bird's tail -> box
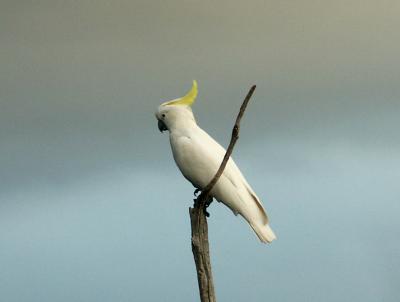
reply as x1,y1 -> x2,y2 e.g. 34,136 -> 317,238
250,222 -> 277,243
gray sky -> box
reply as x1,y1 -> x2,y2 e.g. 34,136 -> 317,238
1,1 -> 399,301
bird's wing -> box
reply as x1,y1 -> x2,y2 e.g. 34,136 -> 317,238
198,128 -> 268,219
171,127 -> 268,223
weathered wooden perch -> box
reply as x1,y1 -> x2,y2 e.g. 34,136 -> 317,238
189,85 -> 256,302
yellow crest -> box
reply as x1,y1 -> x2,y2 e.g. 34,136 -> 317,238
162,80 -> 198,106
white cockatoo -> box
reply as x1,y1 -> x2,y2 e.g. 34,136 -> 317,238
155,81 -> 276,243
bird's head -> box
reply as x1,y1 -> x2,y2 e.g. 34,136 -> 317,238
155,80 -> 198,133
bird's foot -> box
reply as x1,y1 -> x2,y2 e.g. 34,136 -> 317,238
193,188 -> 201,197
205,196 -> 213,208
203,196 -> 213,217
193,192 -> 213,218
193,189 -> 202,206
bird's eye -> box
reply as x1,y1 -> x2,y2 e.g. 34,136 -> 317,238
162,114 -> 166,118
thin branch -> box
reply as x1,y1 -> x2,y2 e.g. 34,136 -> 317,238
189,85 -> 256,302
196,84 -> 257,205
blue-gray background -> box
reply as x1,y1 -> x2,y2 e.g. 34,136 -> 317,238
1,1 -> 399,301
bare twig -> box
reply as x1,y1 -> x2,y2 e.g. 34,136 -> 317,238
189,85 -> 256,302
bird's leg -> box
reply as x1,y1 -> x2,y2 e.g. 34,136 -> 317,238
193,191 -> 213,217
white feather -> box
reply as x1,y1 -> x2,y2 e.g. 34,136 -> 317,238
156,104 -> 276,243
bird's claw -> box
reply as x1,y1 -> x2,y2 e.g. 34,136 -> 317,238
203,197 -> 213,217
193,188 -> 201,196
193,193 -> 213,217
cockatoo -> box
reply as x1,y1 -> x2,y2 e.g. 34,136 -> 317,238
155,81 -> 276,243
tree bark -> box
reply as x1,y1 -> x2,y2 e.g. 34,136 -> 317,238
189,85 -> 256,302
189,197 -> 216,302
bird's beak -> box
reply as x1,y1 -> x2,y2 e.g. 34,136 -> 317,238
158,119 -> 168,132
